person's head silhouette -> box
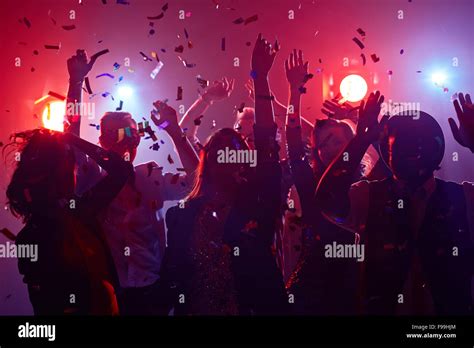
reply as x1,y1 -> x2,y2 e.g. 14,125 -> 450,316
379,111 -> 445,189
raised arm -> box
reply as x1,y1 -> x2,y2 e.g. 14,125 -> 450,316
152,101 -> 199,178
449,92 -> 474,153
66,49 -> 97,136
63,132 -> 132,215
315,91 -> 387,219
179,77 -> 234,145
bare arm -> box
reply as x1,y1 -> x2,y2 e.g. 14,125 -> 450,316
179,77 -> 234,144
153,101 -> 199,178
315,91 -> 387,219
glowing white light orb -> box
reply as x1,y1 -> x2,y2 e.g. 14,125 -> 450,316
339,74 -> 368,103
42,101 -> 65,132
431,72 -> 447,86
118,86 -> 133,99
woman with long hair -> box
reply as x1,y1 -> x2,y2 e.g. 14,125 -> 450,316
159,34 -> 288,315
283,50 -> 372,315
5,129 -> 132,315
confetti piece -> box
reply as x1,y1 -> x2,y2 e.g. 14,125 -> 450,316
84,77 -> 93,94
443,87 -> 449,93
89,123 -> 100,130
44,44 -> 61,50
174,45 -> 184,53
144,126 -> 158,141
31,67 -> 35,72
400,49 -> 404,55
167,154 -> 174,164
361,53 -> 366,66
62,24 -> 76,31
237,102 -> 245,113
124,127 -> 132,138
181,59 -> 195,68
193,115 -> 204,126
116,100 -> 123,111
196,75 -> 209,88
221,37 -> 226,51
90,49 -> 110,61
149,29 -> 155,35
211,120 -> 216,129
139,51 -> 153,61
184,28 -> 189,39
149,143 -> 160,151
23,17 -> 31,29
352,37 -> 365,49
233,17 -> 244,24
117,0 -> 130,4
370,53 -> 380,63
162,3 -> 169,11
387,70 -> 393,75
147,12 -> 164,20
246,41 -> 252,46
176,86 -> 183,100
33,50 -> 39,55
298,86 -> 307,94
357,28 -> 366,37
48,91 -> 66,101
187,40 -> 193,49
176,168 -> 186,172
113,62 -> 120,71
96,73 -> 114,79
150,61 -> 164,79
0,228 -> 16,241
244,14 -> 258,25
416,70 -> 422,73
250,70 -> 257,79
303,73 -> 314,83
118,76 -> 124,82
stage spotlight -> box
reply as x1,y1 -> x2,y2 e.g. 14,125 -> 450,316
431,72 -> 447,86
42,101 -> 66,132
118,86 -> 133,99
339,74 -> 368,103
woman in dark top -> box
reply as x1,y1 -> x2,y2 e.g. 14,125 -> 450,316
6,129 -> 132,315
159,34 -> 288,315
283,49 -> 371,314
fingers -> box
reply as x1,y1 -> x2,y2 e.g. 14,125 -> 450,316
285,59 -> 290,73
228,78 -> 235,92
459,93 -> 466,110
292,49 -> 297,68
222,77 -> 229,91
298,50 -> 303,66
466,93 -> 472,105
321,108 -> 334,118
453,99 -> 464,122
448,117 -> 465,146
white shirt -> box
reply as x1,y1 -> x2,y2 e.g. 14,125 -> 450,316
77,157 -> 191,288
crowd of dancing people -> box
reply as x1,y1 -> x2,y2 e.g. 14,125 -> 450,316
5,34 -> 474,316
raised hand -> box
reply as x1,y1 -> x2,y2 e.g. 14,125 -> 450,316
67,49 -> 97,82
202,77 -> 235,103
449,93 -> 474,153
152,101 -> 180,132
321,99 -> 358,122
356,91 -> 387,142
285,49 -> 309,90
251,33 -> 279,78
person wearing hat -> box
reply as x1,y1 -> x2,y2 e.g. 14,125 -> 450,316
316,91 -> 474,315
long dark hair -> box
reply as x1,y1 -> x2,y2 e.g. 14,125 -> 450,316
4,129 -> 74,222
186,128 -> 250,201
